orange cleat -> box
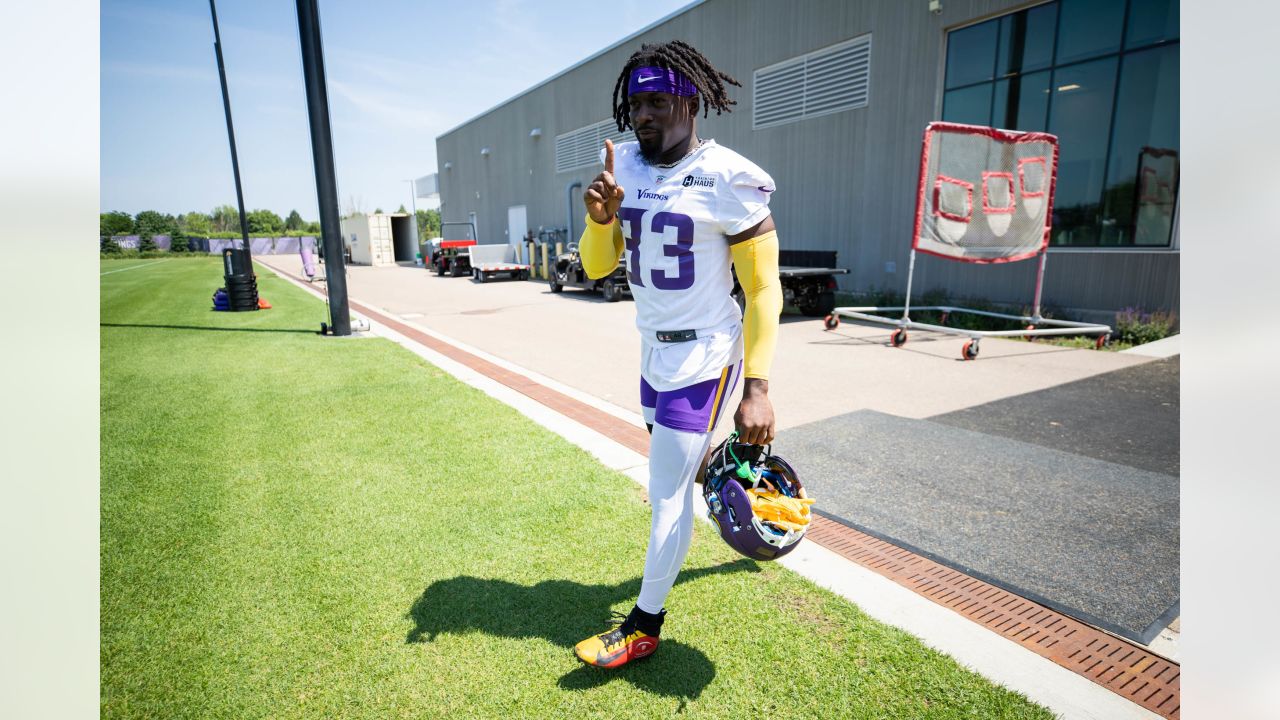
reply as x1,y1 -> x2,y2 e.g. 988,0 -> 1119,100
574,608 -> 664,668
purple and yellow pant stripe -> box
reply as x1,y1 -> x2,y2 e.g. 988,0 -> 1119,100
641,360 -> 742,434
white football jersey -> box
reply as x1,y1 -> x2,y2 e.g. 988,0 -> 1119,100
608,139 -> 775,336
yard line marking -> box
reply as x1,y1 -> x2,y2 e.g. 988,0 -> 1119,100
100,260 -> 167,276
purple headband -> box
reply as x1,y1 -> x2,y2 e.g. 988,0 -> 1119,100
628,65 -> 697,97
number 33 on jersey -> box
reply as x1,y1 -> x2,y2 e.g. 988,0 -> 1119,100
607,139 -> 776,335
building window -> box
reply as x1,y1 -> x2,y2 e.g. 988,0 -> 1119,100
753,34 -> 872,129
941,0 -> 1179,248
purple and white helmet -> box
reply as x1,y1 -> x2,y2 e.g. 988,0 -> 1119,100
702,433 -> 808,561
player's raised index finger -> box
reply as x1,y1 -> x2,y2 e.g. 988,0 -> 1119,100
604,139 -> 614,174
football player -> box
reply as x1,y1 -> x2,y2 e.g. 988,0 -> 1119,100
572,40 -> 782,669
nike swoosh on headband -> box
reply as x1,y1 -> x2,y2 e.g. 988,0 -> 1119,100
638,75 -> 660,83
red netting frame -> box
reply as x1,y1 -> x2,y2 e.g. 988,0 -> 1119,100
911,122 -> 1060,264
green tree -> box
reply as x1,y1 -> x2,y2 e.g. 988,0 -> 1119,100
211,204 -> 240,233
285,209 -> 305,231
305,221 -> 321,234
396,204 -> 407,214
139,235 -> 158,252
134,210 -> 178,238
416,209 -> 441,241
100,211 -> 134,237
246,209 -> 284,234
374,207 -> 384,214
178,211 -> 212,236
100,236 -> 122,254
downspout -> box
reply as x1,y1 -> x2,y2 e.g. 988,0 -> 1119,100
565,181 -> 581,245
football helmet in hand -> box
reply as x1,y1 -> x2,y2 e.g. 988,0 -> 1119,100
702,432 -> 811,561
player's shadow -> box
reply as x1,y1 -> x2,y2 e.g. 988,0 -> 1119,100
406,560 -> 759,701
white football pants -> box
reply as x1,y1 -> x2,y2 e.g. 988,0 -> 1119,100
635,423 -> 714,614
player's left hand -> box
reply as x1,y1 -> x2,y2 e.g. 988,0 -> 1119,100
734,378 -> 775,446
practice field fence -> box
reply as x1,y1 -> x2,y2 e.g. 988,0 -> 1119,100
104,235 -> 318,254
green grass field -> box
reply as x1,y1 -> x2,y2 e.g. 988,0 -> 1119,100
101,257 -> 1053,719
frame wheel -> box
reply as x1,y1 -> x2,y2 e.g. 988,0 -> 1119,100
602,278 -> 621,302
823,314 -> 839,330
890,329 -> 908,347
1096,334 -> 1110,350
1025,324 -> 1037,341
939,312 -> 949,325
962,340 -> 979,361
319,322 -> 328,335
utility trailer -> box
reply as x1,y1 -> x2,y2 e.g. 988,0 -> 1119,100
732,249 -> 849,317
432,221 -> 477,277
468,243 -> 530,283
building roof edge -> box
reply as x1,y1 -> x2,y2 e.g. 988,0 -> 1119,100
435,0 -> 706,141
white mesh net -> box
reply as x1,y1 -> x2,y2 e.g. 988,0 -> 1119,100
914,123 -> 1058,263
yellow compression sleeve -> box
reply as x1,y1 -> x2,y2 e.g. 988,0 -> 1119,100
579,214 -> 625,279
730,230 -> 783,380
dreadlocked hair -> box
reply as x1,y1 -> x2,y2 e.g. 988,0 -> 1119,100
611,40 -> 741,132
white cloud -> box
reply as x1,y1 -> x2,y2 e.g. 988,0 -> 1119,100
328,79 -> 450,131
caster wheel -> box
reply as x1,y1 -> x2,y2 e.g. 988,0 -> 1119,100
1096,334 -> 1110,350
961,340 -> 979,361
939,312 -> 949,325
1025,325 -> 1036,341
891,329 -> 908,347
824,314 -> 839,330
320,322 -> 328,335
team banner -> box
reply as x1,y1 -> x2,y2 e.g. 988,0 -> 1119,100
913,122 -> 1059,264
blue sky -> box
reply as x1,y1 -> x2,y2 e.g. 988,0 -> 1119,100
101,0 -> 694,220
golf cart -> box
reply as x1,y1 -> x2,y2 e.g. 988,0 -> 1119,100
431,221 -> 477,277
548,240 -> 631,302
731,249 -> 849,317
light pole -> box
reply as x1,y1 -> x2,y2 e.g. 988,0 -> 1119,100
208,0 -> 253,273
404,179 -> 419,255
296,0 -> 350,335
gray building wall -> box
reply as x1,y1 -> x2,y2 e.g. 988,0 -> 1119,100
436,0 -> 1178,323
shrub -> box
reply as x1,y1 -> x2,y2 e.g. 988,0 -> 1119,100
100,236 -> 122,255
1114,307 -> 1177,346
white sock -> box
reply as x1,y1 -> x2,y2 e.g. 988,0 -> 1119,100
636,423 -> 713,614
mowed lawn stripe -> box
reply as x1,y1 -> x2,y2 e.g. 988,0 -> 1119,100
100,257 -> 1052,719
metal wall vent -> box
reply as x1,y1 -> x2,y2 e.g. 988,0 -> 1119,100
754,34 -> 872,129
555,118 -> 631,173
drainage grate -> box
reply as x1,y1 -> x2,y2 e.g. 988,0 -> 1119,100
806,517 -> 1179,718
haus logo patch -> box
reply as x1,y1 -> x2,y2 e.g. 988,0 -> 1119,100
682,174 -> 716,189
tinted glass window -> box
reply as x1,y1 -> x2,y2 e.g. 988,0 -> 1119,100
1101,45 -> 1179,245
945,21 -> 998,89
1047,57 -> 1119,246
1126,0 -> 1179,47
940,0 -> 1178,247
993,70 -> 1051,131
1055,0 -> 1124,64
943,84 -> 993,125
996,3 -> 1057,76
